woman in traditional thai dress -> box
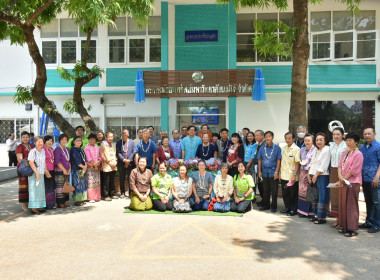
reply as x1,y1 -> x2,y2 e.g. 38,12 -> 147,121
16,131 -> 34,211
28,136 -> 47,214
70,136 -> 88,206
172,165 -> 192,212
84,133 -> 101,202
337,132 -> 363,237
54,134 -> 71,208
297,134 -> 316,218
42,135 -> 56,209
329,127 -> 347,228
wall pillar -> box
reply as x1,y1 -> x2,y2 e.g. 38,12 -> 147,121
228,96 -> 236,133
161,97 -> 169,132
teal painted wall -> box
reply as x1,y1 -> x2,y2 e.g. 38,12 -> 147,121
106,68 -> 161,87
46,69 -> 99,88
161,98 -> 169,131
228,2 -> 236,70
161,2 -> 169,71
237,65 -> 293,86
309,65 -> 376,85
229,96 -> 236,133
175,4 -> 229,70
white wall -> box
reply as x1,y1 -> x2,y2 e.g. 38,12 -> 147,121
237,93 -> 291,144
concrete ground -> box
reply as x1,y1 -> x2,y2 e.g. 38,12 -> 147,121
0,178 -> 379,280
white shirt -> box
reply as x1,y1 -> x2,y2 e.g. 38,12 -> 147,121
308,146 -> 331,176
330,141 -> 347,168
6,138 -> 18,152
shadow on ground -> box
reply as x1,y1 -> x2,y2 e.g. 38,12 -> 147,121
233,203 -> 380,279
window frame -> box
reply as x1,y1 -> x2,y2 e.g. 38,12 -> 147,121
236,12 -> 294,65
41,38 -> 59,66
310,10 -> 377,62
107,16 -> 162,66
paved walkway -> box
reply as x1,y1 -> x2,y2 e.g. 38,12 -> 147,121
0,179 -> 379,280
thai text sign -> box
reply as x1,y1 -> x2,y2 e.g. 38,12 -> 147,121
143,69 -> 255,97
185,30 -> 218,42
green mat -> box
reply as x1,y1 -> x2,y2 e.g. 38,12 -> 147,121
124,209 -> 243,217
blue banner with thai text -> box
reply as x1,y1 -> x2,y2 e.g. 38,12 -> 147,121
185,30 -> 218,42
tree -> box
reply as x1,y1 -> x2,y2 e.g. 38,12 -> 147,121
0,0 -> 154,137
218,0 -> 361,133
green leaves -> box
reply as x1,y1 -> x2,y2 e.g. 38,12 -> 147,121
63,98 -> 92,114
254,20 -> 298,59
57,62 -> 105,82
14,85 -> 34,104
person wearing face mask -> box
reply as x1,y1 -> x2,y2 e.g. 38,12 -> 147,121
295,126 -> 307,149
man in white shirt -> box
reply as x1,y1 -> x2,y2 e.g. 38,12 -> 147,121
6,133 -> 18,166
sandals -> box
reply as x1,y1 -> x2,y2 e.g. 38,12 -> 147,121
314,219 -> 326,224
330,220 -> 339,228
309,217 -> 318,222
344,231 -> 358,238
338,229 -> 346,234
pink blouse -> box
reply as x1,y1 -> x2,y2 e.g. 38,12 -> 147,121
42,146 -> 55,171
338,149 -> 363,184
85,144 -> 101,167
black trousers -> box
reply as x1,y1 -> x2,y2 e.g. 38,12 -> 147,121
230,200 -> 252,213
262,177 -> 279,210
102,171 -> 116,198
8,151 -> 17,166
118,164 -> 132,195
152,199 -> 173,212
254,165 -> 264,199
281,180 -> 299,212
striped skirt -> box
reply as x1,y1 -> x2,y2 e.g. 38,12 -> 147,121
18,175 -> 29,203
55,171 -> 69,205
28,173 -> 46,209
297,170 -> 314,216
44,171 -> 55,208
330,167 -> 339,217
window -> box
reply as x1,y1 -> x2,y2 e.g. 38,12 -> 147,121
0,118 -> 34,143
176,101 -> 226,134
108,16 -> 161,64
106,117 -> 161,140
308,101 -> 375,137
310,10 -> 376,61
236,13 -> 293,63
40,19 -> 98,65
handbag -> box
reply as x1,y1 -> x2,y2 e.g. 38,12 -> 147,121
306,182 -> 319,204
62,179 -> 75,194
17,159 -> 34,177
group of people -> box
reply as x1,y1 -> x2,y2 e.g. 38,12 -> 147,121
12,123 -> 380,238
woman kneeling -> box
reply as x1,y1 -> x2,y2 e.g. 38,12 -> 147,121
213,163 -> 233,212
151,162 -> 174,212
129,157 -> 153,211
172,165 -> 192,213
231,162 -> 255,213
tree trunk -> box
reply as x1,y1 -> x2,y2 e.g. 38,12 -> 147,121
72,27 -> 99,133
23,23 -> 76,138
289,0 -> 309,133
73,80 -> 99,133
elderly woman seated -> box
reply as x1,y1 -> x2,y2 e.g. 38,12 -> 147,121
213,163 -> 234,212
129,157 -> 153,211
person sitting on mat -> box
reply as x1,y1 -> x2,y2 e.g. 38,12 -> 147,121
191,160 -> 214,211
230,162 -> 255,213
129,157 -> 153,211
213,163 -> 234,213
151,162 -> 174,212
172,165 -> 192,213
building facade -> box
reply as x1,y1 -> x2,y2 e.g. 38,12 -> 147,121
0,0 -> 379,165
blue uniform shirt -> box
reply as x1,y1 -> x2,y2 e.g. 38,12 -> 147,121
244,143 -> 258,162
169,138 -> 182,159
257,143 -> 282,178
360,140 -> 380,182
181,136 -> 202,160
134,139 -> 158,168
